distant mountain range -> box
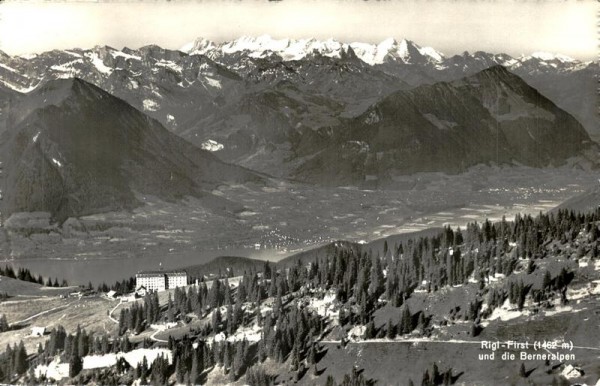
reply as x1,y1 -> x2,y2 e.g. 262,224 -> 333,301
0,37 -> 596,185
183,36 -> 598,144
0,78 -> 264,221
181,35 -> 584,70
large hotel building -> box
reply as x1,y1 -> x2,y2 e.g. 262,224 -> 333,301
135,270 -> 188,292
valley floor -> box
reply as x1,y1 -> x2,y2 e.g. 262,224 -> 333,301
3,166 -> 596,286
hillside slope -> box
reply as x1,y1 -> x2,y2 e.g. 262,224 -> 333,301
0,78 -> 264,221
293,66 -> 594,184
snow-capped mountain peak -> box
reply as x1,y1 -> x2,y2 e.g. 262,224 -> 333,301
347,38 -> 445,65
181,36 -> 450,66
216,35 -> 347,60
180,37 -> 217,55
527,51 -> 576,63
220,35 -> 289,56
418,45 -> 445,63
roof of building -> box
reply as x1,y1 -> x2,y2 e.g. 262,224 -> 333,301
136,270 -> 187,277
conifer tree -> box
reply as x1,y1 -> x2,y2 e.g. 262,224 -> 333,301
386,318 -> 396,339
519,362 -> 527,378
0,315 -> 8,332
189,349 -> 200,385
400,305 -> 412,335
363,320 -> 376,340
68,345 -> 82,378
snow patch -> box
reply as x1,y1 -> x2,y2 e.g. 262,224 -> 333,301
487,273 -> 506,283
150,322 -> 178,331
591,280 -> 600,295
111,50 -> 141,61
0,62 -> 19,74
545,305 -> 579,316
128,79 -> 139,90
566,280 -> 600,300
143,99 -> 159,111
348,325 -> 366,341
64,50 -> 83,58
204,77 -> 222,89
52,158 -> 62,168
212,323 -> 262,344
0,78 -> 40,93
18,53 -> 38,60
488,299 -> 528,321
50,59 -> 82,74
305,291 -> 337,319
418,46 -> 445,62
83,348 -> 172,370
156,60 -> 182,73
199,62 -> 211,72
33,131 -> 41,143
84,52 -> 113,75
488,307 -> 525,322
201,139 -> 224,152
35,358 -> 69,381
561,364 -> 584,379
166,114 -> 177,127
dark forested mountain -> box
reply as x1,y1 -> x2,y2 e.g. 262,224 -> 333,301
186,36 -> 598,142
293,66 -> 594,184
0,78 -> 264,221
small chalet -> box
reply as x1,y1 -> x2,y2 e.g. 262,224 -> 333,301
31,327 -> 46,337
135,286 -> 148,297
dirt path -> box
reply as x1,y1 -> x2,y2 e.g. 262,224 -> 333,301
321,338 -> 480,345
11,301 -> 75,326
108,300 -> 122,324
108,298 -> 167,343
150,328 -> 168,343
320,338 -> 600,352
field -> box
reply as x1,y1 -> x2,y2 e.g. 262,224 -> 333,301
0,295 -> 119,353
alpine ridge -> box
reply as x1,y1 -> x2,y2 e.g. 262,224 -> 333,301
292,66 -> 594,184
0,78 -> 264,221
0,38 -> 596,181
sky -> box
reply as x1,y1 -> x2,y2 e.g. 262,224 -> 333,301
0,0 -> 596,60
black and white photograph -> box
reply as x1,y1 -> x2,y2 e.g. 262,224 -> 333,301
0,0 -> 597,384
